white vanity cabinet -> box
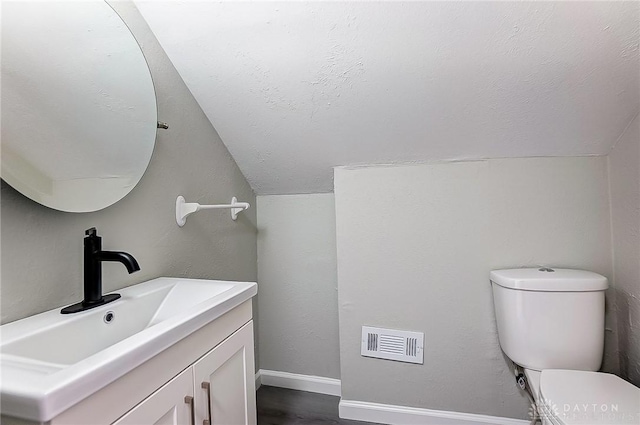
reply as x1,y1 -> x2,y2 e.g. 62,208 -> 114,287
114,321 -> 256,425
0,279 -> 258,425
0,300 -> 258,425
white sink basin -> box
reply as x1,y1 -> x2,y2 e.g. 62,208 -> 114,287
0,277 -> 257,421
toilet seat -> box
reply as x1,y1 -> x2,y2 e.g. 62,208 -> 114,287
538,370 -> 640,425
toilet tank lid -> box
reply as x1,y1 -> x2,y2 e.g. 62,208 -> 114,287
489,268 -> 608,292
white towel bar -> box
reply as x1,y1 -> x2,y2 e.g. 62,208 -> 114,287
175,196 -> 250,226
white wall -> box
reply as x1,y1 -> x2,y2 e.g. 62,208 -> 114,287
257,194 -> 340,378
1,2 -> 257,326
334,157 -> 614,419
609,113 -> 640,385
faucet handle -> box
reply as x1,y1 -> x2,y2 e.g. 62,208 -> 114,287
85,227 -> 97,237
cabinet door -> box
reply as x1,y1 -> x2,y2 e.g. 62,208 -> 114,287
113,367 -> 194,425
193,321 -> 256,425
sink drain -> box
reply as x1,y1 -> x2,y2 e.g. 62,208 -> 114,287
104,311 -> 115,324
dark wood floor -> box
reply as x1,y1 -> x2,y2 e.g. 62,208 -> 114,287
257,386 -> 379,425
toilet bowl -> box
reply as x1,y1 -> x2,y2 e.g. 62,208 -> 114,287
490,268 -> 640,425
524,369 -> 639,425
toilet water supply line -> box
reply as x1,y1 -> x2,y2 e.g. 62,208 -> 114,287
513,362 -> 540,425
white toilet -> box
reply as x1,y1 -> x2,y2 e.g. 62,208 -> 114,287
490,268 -> 640,425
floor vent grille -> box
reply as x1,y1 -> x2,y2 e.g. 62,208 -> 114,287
361,326 -> 424,364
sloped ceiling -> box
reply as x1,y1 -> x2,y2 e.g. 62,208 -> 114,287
135,1 -> 639,195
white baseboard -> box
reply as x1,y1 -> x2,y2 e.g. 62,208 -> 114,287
255,370 -> 262,390
256,371 -> 527,425
339,400 -> 529,425
255,369 -> 341,396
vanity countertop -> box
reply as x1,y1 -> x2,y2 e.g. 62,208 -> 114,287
0,277 -> 257,422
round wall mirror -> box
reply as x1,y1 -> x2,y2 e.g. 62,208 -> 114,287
1,1 -> 157,212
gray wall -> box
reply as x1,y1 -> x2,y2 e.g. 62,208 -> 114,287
609,113 -> 640,385
334,157 -> 615,420
256,194 -> 340,379
1,1 -> 257,332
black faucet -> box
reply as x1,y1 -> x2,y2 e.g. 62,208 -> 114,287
61,228 -> 140,314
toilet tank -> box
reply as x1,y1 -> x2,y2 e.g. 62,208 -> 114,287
490,268 -> 608,372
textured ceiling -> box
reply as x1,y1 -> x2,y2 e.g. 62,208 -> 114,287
135,1 -> 639,195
